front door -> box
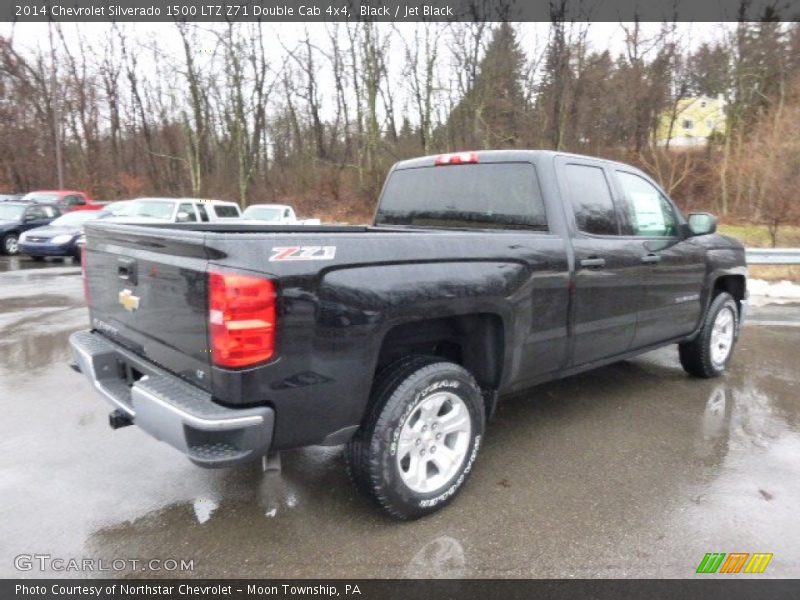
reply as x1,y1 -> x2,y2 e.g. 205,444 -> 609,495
612,169 -> 707,347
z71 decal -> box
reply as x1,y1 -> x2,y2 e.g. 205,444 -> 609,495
269,246 -> 336,262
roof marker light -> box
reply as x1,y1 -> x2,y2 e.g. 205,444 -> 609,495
434,152 -> 479,166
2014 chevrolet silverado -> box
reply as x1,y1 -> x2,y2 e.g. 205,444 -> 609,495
70,150 -> 747,519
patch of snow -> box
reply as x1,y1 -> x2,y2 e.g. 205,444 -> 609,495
748,279 -> 800,305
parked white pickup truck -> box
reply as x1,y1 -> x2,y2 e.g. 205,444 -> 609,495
242,203 -> 321,225
106,198 -> 242,224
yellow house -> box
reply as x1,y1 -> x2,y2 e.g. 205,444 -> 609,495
656,95 -> 726,147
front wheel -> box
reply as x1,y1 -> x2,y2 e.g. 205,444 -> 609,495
346,356 -> 486,519
2,233 -> 19,255
679,292 -> 739,378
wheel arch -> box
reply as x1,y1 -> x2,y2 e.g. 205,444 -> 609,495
712,273 -> 746,318
375,312 -> 506,393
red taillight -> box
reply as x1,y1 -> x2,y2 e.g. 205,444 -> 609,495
434,152 -> 478,166
208,271 -> 276,368
81,249 -> 89,304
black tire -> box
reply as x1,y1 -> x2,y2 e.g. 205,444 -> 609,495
2,233 -> 19,255
346,356 -> 486,519
679,292 -> 739,378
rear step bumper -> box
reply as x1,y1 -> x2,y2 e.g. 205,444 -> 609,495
69,330 -> 274,468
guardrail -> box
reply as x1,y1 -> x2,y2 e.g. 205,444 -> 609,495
746,248 -> 800,265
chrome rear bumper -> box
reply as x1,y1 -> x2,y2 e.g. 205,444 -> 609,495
69,330 -> 274,468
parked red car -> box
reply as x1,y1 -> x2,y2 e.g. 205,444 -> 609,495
22,190 -> 104,213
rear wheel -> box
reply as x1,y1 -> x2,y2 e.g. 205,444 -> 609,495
346,356 -> 485,519
679,292 -> 739,378
2,233 -> 19,255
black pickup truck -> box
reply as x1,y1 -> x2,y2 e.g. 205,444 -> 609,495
70,150 -> 747,519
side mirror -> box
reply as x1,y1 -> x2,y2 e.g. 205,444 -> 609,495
24,214 -> 37,222
176,211 -> 190,222
687,212 -> 717,236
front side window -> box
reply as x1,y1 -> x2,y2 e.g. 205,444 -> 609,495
26,206 -> 46,220
563,164 -> 619,236
616,171 -> 678,237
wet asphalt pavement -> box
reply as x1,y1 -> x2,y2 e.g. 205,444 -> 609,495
1,255 -> 799,579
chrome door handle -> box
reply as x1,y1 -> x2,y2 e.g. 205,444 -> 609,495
580,257 -> 606,269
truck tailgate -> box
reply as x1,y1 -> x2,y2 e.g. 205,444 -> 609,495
83,223 -> 212,389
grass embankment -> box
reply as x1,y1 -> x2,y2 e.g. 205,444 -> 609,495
718,223 -> 800,281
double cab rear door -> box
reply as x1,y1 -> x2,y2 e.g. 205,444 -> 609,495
553,155 -> 706,368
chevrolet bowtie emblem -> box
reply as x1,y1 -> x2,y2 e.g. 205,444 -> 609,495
118,289 -> 140,312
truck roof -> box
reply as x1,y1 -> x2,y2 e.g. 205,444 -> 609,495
244,203 -> 292,210
393,149 -> 631,171
134,197 -> 238,205
24,189 -> 90,197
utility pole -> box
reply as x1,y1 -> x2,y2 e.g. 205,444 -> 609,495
48,21 -> 64,189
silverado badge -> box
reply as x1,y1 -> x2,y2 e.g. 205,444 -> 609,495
118,289 -> 140,312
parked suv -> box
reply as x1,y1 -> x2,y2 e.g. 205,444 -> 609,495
107,198 -> 241,223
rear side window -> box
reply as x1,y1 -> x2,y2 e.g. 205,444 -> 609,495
375,163 -> 547,231
213,205 -> 240,218
177,203 -> 197,222
563,164 -> 619,236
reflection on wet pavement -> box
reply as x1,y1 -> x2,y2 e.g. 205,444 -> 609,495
0,255 -> 78,273
0,263 -> 799,578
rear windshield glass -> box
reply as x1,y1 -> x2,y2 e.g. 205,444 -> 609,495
243,207 -> 282,221
375,163 -> 547,231
22,193 -> 60,203
212,205 -> 240,218
51,211 -> 100,227
0,203 -> 26,220
116,200 -> 174,220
